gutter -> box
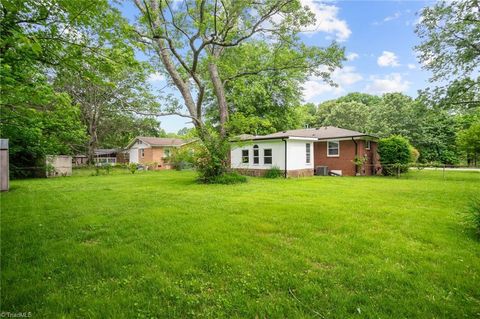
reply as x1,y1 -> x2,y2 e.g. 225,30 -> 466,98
232,134 -> 377,143
352,137 -> 358,175
282,138 -> 287,178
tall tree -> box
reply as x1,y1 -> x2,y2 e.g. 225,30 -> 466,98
311,92 -> 459,163
0,0 -> 132,176
206,41 -> 321,135
131,0 -> 344,179
55,57 -> 159,163
457,120 -> 480,166
415,0 -> 480,113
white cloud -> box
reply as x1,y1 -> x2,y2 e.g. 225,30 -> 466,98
407,63 -> 416,70
300,0 -> 351,42
365,73 -> 411,94
384,12 -> 401,22
303,80 -> 343,100
303,66 -> 363,101
346,52 -> 359,61
377,51 -> 400,67
148,72 -> 165,82
332,66 -> 363,85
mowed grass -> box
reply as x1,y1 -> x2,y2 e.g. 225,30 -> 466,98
1,169 -> 479,318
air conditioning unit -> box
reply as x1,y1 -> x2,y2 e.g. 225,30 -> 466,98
315,166 -> 328,176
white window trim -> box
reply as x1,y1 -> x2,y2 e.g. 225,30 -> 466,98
140,149 -> 145,158
327,140 -> 340,157
252,145 -> 259,165
306,143 -> 311,164
365,140 -> 371,150
241,149 -> 249,164
263,148 -> 273,165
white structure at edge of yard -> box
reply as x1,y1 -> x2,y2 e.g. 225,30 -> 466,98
230,138 -> 315,171
46,155 -> 72,177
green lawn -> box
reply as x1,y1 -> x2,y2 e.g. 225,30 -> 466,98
1,169 -> 479,318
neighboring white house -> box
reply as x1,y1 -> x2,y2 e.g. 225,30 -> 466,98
230,137 -> 316,177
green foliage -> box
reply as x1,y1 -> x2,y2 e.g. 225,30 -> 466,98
415,1 -> 479,114
457,121 -> 480,166
210,41 -> 343,136
128,163 -> 137,174
378,136 -> 412,175
0,0 -> 140,174
194,134 -> 231,183
312,92 -> 459,164
169,146 -> 195,171
315,100 -> 372,134
410,147 -> 420,164
352,155 -> 367,167
205,172 -> 247,185
264,166 -> 283,179
466,197 -> 480,237
1,103 -> 86,178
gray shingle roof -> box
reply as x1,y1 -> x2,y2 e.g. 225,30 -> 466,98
235,126 -> 374,141
136,137 -> 186,147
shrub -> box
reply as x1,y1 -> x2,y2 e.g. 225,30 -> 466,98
378,135 -> 412,176
128,163 -> 137,174
466,197 -> 480,237
264,166 -> 283,178
194,136 -> 230,183
352,155 -> 367,176
203,172 -> 247,184
409,146 -> 420,163
169,146 -> 195,171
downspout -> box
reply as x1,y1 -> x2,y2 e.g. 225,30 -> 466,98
352,137 -> 358,175
283,138 -> 287,178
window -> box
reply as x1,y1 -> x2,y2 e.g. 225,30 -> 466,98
242,149 -> 249,163
306,143 -> 311,163
140,149 -> 145,158
253,145 -> 259,164
164,148 -> 171,157
264,149 -> 272,164
327,141 -> 339,157
365,140 -> 371,150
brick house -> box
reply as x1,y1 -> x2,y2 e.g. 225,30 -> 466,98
230,126 -> 381,177
126,137 -> 191,170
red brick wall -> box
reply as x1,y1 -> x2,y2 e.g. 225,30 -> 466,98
313,140 -> 381,176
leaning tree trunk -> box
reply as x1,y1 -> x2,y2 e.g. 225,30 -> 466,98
87,120 -> 98,165
207,48 -> 229,138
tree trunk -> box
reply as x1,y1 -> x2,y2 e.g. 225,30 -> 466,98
207,52 -> 228,138
87,120 -> 97,165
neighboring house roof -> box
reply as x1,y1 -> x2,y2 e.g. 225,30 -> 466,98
233,126 -> 376,141
95,149 -> 120,156
126,136 -> 193,149
74,149 -> 122,157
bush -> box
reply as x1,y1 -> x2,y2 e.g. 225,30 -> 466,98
203,172 -> 247,184
169,146 -> 195,171
409,146 -> 420,163
194,136 -> 230,183
378,135 -> 412,176
264,166 -> 283,178
467,197 -> 480,237
128,163 -> 137,174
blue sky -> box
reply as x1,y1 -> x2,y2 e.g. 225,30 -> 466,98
119,0 -> 435,133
